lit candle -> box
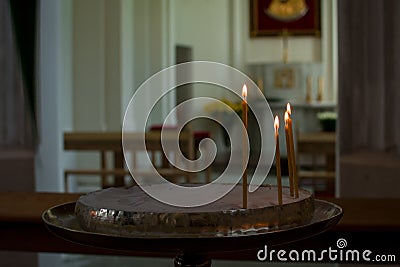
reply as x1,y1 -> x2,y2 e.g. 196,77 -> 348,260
286,103 -> 299,198
242,84 -> 248,209
284,111 -> 294,197
274,115 -> 283,205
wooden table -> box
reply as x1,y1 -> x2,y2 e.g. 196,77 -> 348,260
297,132 -> 336,196
0,192 -> 399,260
64,131 -> 194,190
64,132 -> 126,188
297,131 -> 336,170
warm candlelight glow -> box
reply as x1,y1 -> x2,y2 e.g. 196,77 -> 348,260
242,84 -> 248,99
286,103 -> 291,115
274,115 -> 279,131
284,111 -> 289,124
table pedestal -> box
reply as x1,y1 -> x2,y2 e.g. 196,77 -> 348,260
174,251 -> 211,267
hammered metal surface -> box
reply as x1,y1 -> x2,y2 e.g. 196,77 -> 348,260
74,185 -> 314,237
42,199 -> 342,252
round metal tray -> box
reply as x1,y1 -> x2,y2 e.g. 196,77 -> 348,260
42,199 -> 342,253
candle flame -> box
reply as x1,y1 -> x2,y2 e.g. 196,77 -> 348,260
274,115 -> 279,130
242,84 -> 247,99
284,111 -> 289,124
286,103 -> 291,115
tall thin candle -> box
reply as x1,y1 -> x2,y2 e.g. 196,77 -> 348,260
286,103 -> 299,198
284,111 -> 294,197
242,84 -> 248,209
274,115 -> 283,205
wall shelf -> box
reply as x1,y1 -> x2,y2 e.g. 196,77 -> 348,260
268,101 -> 336,109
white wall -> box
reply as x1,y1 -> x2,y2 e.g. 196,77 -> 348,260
72,0 -> 176,130
174,0 -> 232,137
132,0 -> 171,127
36,0 -> 73,192
121,0 -> 135,119
36,1 -> 74,266
72,0 -> 108,187
175,0 -> 231,64
73,0 -> 107,131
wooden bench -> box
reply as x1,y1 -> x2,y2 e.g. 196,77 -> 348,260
64,131 -> 195,192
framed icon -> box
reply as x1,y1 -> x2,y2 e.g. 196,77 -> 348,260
250,0 -> 321,37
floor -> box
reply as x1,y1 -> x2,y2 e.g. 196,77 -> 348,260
40,253 -> 336,267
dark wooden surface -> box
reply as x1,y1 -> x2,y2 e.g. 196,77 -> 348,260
0,192 -> 399,260
297,132 -> 336,155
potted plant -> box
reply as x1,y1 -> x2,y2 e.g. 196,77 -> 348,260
317,111 -> 337,132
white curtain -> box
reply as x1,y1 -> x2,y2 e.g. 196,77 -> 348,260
0,0 -> 32,149
338,0 -> 400,155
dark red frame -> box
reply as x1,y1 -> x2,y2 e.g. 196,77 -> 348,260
250,0 -> 321,37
